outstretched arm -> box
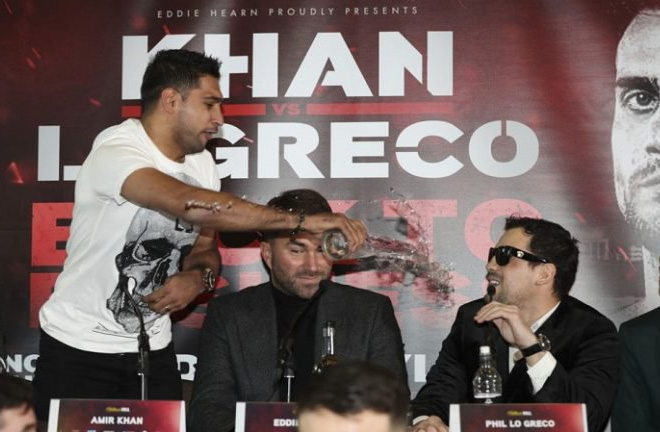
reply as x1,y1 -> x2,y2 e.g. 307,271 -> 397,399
121,167 -> 367,249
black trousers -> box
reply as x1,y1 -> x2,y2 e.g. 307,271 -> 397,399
33,330 -> 182,421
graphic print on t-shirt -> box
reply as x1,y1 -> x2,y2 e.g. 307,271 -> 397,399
104,173 -> 201,334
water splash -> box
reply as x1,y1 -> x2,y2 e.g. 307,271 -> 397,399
371,188 -> 456,304
337,234 -> 454,306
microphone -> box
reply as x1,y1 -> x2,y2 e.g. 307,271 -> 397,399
119,284 -> 150,400
273,280 -> 329,402
483,283 -> 498,356
485,284 -> 496,304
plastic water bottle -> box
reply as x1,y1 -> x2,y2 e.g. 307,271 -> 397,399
472,345 -> 502,403
313,321 -> 339,374
321,230 -> 352,259
321,229 -> 389,260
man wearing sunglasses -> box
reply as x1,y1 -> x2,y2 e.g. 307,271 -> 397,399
410,216 -> 619,432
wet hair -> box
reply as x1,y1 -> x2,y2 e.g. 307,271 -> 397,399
297,361 -> 409,428
262,189 -> 332,240
0,373 -> 33,425
266,189 -> 332,215
140,49 -> 220,114
504,216 -> 579,298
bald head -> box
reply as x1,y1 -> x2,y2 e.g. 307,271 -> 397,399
612,8 -> 660,253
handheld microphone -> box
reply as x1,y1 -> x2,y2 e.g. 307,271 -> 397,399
485,284 -> 496,304
483,284 -> 498,354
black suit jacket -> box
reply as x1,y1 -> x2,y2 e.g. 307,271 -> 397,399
411,296 -> 619,432
189,281 -> 408,432
611,306 -> 660,432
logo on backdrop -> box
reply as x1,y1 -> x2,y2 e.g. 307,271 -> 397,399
36,31 -> 541,182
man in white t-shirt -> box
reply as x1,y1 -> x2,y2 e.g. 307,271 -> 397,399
32,49 -> 366,421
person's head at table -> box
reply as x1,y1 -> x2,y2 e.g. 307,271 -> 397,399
487,216 -> 579,311
0,374 -> 36,432
296,361 -> 409,432
261,189 -> 335,300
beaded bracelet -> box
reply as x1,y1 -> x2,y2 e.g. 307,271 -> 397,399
292,210 -> 306,236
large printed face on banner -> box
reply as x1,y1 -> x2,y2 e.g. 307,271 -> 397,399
613,8 -> 660,254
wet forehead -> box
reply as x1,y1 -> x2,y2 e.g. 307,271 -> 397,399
273,230 -> 324,247
617,11 -> 660,78
292,231 -> 324,246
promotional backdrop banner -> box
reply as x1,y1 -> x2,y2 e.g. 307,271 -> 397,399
1,0 -> 658,393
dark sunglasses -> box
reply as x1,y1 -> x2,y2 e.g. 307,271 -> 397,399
488,246 -> 549,266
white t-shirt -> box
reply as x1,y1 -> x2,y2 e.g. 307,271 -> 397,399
40,119 -> 221,353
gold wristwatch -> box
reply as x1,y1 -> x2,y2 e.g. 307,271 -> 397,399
202,267 -> 216,293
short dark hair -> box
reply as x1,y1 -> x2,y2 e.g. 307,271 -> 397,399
297,362 -> 409,428
267,189 -> 332,215
140,49 -> 220,114
262,189 -> 332,240
0,373 -> 33,422
504,216 -> 579,298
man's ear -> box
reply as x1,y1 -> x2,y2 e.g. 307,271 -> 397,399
536,262 -> 556,287
261,240 -> 273,272
160,88 -> 180,113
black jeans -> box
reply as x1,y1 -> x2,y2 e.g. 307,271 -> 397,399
33,330 -> 182,421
